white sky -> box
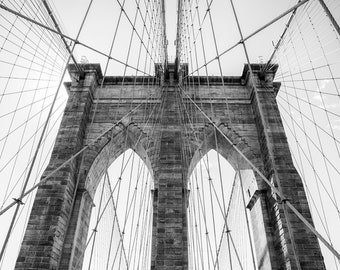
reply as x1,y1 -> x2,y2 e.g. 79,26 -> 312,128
0,0 -> 340,269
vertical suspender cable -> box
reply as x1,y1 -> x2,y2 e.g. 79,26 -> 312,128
87,175 -> 106,270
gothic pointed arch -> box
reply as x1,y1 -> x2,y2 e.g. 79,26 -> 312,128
83,123 -> 153,199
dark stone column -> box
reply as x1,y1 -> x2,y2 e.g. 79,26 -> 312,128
153,83 -> 188,269
58,190 -> 94,270
247,64 -> 325,270
15,64 -> 101,270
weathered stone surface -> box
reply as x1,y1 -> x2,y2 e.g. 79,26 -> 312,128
15,63 -> 325,270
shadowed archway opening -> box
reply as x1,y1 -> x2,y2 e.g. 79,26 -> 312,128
187,149 -> 257,269
82,149 -> 154,270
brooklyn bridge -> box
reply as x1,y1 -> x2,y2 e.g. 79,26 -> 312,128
0,0 -> 339,269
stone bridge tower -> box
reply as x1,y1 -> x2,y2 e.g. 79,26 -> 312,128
15,62 -> 325,270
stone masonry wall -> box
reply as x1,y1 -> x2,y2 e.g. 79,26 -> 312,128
15,63 -> 326,270
15,65 -> 99,270
152,85 -> 188,269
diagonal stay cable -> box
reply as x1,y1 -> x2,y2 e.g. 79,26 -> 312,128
41,0 -> 80,71
264,0 -> 303,71
105,171 -> 130,269
214,171 -> 238,269
317,0 -> 340,37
